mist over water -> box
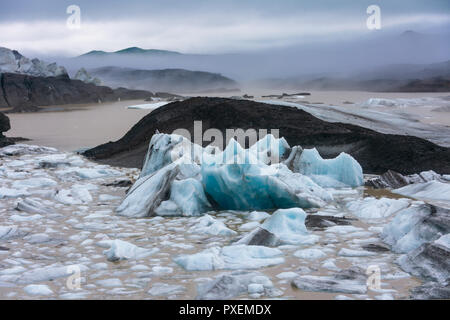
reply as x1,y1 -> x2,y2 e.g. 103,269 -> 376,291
47,30 -> 449,89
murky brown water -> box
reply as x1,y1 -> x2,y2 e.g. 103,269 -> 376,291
4,100 -> 153,152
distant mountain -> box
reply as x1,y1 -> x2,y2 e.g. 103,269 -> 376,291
354,60 -> 450,81
88,66 -> 239,93
0,72 -> 152,112
79,47 -> 181,57
256,59 -> 450,92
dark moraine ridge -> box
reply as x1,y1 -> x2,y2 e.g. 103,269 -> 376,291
0,111 -> 14,147
83,97 -> 450,174
0,73 -> 152,112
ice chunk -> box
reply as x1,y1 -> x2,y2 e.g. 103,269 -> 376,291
55,184 -> 92,205
239,221 -> 260,231
24,284 -> 53,296
397,233 -> 450,284
0,225 -> 28,240
17,264 -> 88,284
237,208 -> 319,247
381,203 -> 437,253
346,197 -> 410,220
295,148 -> 363,187
11,214 -> 43,222
101,239 -> 159,261
16,198 -> 57,215
148,283 -> 185,296
140,133 -> 203,177
247,211 -> 270,221
294,248 -> 327,260
291,267 -> 367,294
0,187 -> 30,199
434,233 -> 450,249
117,162 -> 210,217
0,266 -> 27,275
276,272 -> 299,279
56,167 -> 122,180
189,215 -> 237,236
259,208 -> 317,245
393,181 -> 450,203
162,178 -> 212,216
96,279 -> 122,287
12,177 -> 57,189
174,245 -> 284,271
127,102 -> 171,110
248,134 -> 290,165
0,144 -> 57,157
196,271 -> 277,300
338,248 -> 376,257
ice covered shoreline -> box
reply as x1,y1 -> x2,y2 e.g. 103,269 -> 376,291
0,140 -> 449,300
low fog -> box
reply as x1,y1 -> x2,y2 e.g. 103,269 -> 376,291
46,30 -> 450,92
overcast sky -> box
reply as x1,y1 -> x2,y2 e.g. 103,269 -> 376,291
1,0 -> 449,56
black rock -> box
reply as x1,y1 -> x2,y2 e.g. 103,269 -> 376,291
366,170 -> 411,189
0,111 -> 14,147
103,179 -> 133,188
366,169 -> 446,189
0,73 -> 152,112
305,215 -> 354,230
83,97 -> 450,174
245,228 -> 280,247
362,243 -> 391,252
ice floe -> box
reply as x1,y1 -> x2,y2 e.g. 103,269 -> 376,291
393,181 -> 450,204
99,239 -> 159,261
1,139 -> 446,300
346,197 -> 410,220
174,245 -> 284,271
196,271 -> 279,299
381,203 -> 448,253
189,215 -> 236,236
24,284 -> 53,296
295,148 -> 363,188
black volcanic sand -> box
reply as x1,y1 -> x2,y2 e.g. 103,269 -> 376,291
83,97 -> 450,174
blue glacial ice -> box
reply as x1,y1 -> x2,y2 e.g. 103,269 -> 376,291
295,148 -> 363,188
260,208 -> 318,244
237,208 -> 319,246
116,132 -> 365,217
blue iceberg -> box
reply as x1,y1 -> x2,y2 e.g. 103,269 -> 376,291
116,132 -> 364,217
295,148 -> 363,188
